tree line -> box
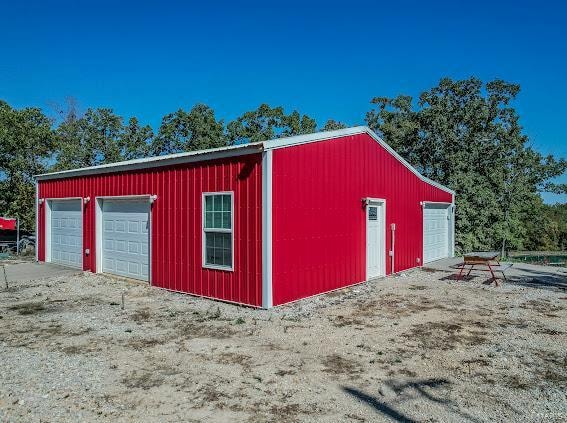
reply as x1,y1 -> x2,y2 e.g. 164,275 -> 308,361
1,77 -> 565,254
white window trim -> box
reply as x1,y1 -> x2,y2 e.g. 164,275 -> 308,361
202,191 -> 235,271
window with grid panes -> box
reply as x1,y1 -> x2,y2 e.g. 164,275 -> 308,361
203,193 -> 233,269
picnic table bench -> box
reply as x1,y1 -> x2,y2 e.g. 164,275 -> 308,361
456,252 -> 513,285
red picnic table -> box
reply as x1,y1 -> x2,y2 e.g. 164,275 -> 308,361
456,251 -> 513,286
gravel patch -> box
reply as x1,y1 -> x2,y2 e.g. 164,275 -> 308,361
0,268 -> 566,421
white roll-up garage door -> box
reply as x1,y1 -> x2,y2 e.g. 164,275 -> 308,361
423,203 -> 451,263
51,200 -> 83,268
102,200 -> 150,281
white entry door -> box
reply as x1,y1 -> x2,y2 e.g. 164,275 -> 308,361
51,200 -> 83,268
366,201 -> 385,279
423,203 -> 450,263
101,200 -> 150,281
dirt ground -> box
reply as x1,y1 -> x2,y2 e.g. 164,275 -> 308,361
0,265 -> 566,422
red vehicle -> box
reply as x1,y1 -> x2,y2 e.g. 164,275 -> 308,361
0,217 -> 17,230
36,127 -> 454,308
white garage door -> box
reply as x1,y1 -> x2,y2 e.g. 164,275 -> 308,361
102,200 -> 150,281
51,200 -> 83,268
423,204 -> 450,263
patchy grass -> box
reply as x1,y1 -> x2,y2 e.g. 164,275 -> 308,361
215,352 -> 252,370
408,285 -> 428,290
402,320 -> 488,350
269,403 -> 308,422
127,337 -> 165,349
122,370 -> 165,390
8,301 -> 46,315
178,321 -> 235,339
322,354 -> 362,375
506,375 -> 532,390
274,369 -> 296,377
130,308 -> 152,322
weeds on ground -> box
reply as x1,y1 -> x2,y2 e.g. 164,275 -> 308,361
8,301 -> 45,315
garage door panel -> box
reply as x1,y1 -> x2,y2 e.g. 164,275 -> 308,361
102,200 -> 149,281
128,242 -> 139,254
141,264 -> 149,278
51,200 -> 83,268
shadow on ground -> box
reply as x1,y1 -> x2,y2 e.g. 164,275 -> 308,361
343,378 -> 483,423
432,263 -> 567,292
505,269 -> 567,292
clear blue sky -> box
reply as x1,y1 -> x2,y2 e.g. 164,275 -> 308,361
1,0 -> 565,203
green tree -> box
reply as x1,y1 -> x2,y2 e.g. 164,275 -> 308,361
227,104 -> 318,144
151,104 -> 226,155
0,100 -> 54,230
120,117 -> 153,160
281,110 -> 317,136
54,108 -> 151,170
366,77 -> 566,254
227,104 -> 285,144
322,119 -> 347,131
526,203 -> 567,251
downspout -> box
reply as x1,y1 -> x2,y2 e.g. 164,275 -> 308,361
16,217 -> 20,256
390,223 -> 395,274
35,178 -> 38,262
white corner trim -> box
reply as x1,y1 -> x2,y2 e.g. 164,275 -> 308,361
261,150 -> 273,309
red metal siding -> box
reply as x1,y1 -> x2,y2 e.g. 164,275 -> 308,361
38,154 -> 263,307
272,133 -> 452,306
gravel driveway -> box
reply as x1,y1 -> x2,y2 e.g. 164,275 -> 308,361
0,264 -> 565,422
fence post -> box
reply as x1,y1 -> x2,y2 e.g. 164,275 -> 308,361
3,265 -> 7,290
16,217 -> 20,256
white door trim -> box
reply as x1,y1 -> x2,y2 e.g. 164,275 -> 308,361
365,198 -> 386,280
45,197 -> 84,268
95,195 -> 154,283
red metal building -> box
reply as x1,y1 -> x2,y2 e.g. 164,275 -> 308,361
35,127 -> 454,308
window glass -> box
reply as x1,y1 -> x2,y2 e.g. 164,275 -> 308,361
369,207 -> 378,221
205,232 -> 232,267
204,194 -> 232,230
